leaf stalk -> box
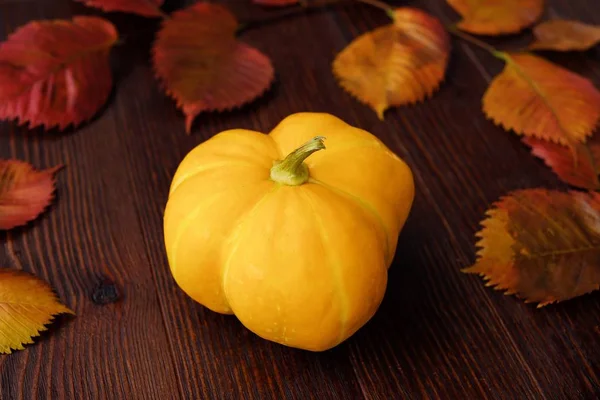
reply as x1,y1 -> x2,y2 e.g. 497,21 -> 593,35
446,25 -> 500,56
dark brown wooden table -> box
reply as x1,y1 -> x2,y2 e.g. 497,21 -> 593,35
1,0 -> 599,398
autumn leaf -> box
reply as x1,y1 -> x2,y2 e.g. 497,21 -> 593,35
483,53 -> 600,146
0,17 -> 118,130
466,189 -> 600,307
333,7 -> 450,119
153,2 -> 274,133
0,160 -> 61,230
253,0 -> 298,6
75,0 -> 165,17
529,20 -> 600,52
0,269 -> 73,354
524,137 -> 600,190
446,0 -> 544,35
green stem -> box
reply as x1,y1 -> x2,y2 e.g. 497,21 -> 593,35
446,24 -> 502,58
270,136 -> 326,185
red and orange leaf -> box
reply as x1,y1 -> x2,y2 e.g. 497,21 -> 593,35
332,7 -> 450,119
0,17 -> 117,130
447,0 -> 544,35
529,20 -> 600,51
252,0 -> 298,6
483,53 -> 600,146
0,269 -> 73,354
75,0 -> 165,17
152,2 -> 274,133
466,189 -> 600,307
524,137 -> 600,190
0,160 -> 61,230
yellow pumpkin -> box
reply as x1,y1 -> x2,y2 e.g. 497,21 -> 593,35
163,113 -> 414,351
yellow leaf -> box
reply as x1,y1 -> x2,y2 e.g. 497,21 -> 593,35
483,53 -> 600,145
447,0 -> 544,35
529,19 -> 600,52
0,269 -> 73,354
332,7 -> 450,119
465,189 -> 600,307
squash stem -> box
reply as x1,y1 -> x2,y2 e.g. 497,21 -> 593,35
270,136 -> 326,186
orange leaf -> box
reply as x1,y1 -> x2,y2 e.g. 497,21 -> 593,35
524,137 -> 600,190
529,20 -> 600,52
447,0 -> 544,35
466,189 -> 600,307
483,53 -> 600,146
74,0 -> 165,17
152,2 -> 274,133
0,269 -> 73,354
0,160 -> 61,230
332,7 -> 450,119
253,0 -> 298,6
0,17 -> 118,130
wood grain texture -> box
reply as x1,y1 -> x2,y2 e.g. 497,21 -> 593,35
1,0 -> 600,399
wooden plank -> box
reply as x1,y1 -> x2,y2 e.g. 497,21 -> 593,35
0,0 -> 599,398
0,2 -> 184,399
330,1 -> 600,398
108,4 -> 367,398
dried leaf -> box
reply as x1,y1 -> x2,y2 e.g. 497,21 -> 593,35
524,137 -> 600,190
483,53 -> 600,146
447,0 -> 544,35
253,0 -> 298,6
0,269 -> 73,354
466,189 -> 600,306
153,2 -> 274,133
333,7 -> 450,119
0,17 -> 118,130
74,0 -> 165,17
0,160 -> 61,230
529,20 -> 600,52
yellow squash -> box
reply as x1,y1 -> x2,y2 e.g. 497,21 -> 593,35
163,113 -> 414,351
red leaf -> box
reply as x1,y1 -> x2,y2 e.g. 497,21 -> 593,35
0,17 -> 118,130
253,0 -> 299,6
0,161 -> 62,230
75,0 -> 165,18
524,136 -> 600,190
152,2 -> 274,133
